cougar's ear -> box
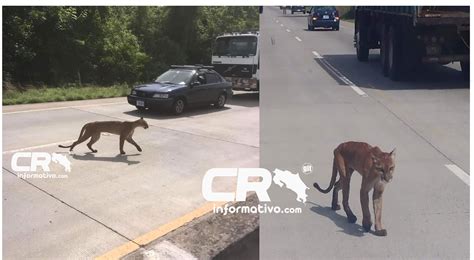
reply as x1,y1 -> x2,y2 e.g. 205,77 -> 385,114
390,148 -> 396,159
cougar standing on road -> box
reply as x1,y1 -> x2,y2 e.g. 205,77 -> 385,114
313,141 -> 396,236
59,117 -> 149,154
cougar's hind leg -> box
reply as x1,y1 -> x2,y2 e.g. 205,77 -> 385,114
69,131 -> 92,151
87,133 -> 100,153
340,166 -> 357,223
331,179 -> 341,210
119,135 -> 126,154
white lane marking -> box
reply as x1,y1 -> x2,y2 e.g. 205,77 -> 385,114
445,164 -> 470,186
280,23 -> 284,27
276,20 -> 279,23
312,50 -> 368,97
312,51 -> 323,59
3,139 -> 77,154
295,36 -> 302,42
286,29 -> 291,32
3,101 -> 126,115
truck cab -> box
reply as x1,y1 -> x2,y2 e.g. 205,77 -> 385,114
211,32 -> 260,91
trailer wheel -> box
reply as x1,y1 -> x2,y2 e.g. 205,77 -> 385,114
461,62 -> 470,81
380,25 -> 389,76
356,23 -> 369,61
387,25 -> 402,81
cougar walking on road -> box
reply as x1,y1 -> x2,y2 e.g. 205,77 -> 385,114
313,141 -> 396,236
59,117 -> 149,154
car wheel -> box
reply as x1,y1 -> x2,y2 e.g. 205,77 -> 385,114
308,25 -> 314,31
215,93 -> 227,109
171,98 -> 185,115
291,11 -> 294,14
380,25 -> 389,76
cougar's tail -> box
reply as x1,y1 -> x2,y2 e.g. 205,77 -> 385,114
58,124 -> 87,148
313,157 -> 338,193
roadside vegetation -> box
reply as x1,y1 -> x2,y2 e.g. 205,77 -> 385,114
3,84 -> 131,105
3,6 -> 259,105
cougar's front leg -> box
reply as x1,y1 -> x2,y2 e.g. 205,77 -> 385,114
360,178 -> 372,232
126,137 -> 142,152
373,182 -> 387,236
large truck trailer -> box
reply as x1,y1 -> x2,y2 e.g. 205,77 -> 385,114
354,6 -> 469,81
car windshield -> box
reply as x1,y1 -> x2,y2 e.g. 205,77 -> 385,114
213,36 -> 257,57
312,6 -> 336,13
155,69 -> 194,85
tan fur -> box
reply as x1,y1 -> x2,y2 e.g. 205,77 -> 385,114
313,141 -> 396,236
59,117 -> 149,154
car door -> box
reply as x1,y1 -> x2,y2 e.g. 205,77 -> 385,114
204,72 -> 222,103
187,73 -> 207,104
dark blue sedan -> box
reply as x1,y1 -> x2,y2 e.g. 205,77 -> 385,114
307,6 -> 340,31
128,65 -> 233,115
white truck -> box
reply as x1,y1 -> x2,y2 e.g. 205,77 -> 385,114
211,31 -> 260,91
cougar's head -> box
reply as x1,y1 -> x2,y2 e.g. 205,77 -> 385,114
372,148 -> 396,183
138,117 -> 149,129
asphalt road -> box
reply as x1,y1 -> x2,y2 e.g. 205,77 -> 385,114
2,93 -> 259,258
260,7 -> 469,259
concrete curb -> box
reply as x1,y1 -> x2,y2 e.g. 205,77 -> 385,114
123,194 -> 259,260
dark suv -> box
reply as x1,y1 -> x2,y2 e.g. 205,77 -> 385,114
307,6 -> 340,31
127,65 -> 233,115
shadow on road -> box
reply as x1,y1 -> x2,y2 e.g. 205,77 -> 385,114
228,92 -> 259,107
71,152 -> 140,165
304,28 -> 337,32
123,92 -> 259,120
124,105 -> 231,120
317,54 -> 469,90
307,201 -> 367,237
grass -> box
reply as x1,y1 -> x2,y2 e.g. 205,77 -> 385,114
3,84 -> 132,105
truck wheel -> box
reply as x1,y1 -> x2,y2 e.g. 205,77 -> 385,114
380,25 -> 389,76
356,24 -> 369,61
387,25 -> 402,81
461,61 -> 470,80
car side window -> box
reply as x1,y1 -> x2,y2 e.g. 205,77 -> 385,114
197,73 -> 207,84
205,73 -> 221,84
